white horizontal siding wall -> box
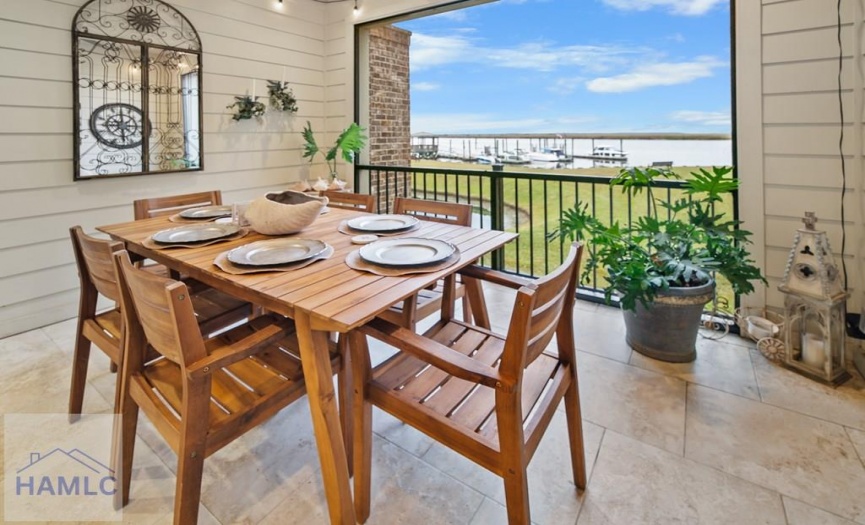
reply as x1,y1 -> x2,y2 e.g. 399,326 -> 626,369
757,0 -> 864,310
0,0 -> 328,337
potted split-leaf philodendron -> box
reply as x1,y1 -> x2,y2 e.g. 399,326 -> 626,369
550,166 -> 766,362
302,121 -> 367,190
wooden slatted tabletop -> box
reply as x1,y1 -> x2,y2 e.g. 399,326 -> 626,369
97,206 -> 516,525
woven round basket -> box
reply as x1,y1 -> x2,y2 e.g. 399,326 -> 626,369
244,190 -> 327,235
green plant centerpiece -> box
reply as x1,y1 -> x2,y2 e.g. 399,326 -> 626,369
267,80 -> 298,113
226,95 -> 265,121
302,121 -> 367,183
550,165 -> 765,362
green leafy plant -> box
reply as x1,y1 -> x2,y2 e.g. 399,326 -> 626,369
226,95 -> 265,121
549,166 -> 765,311
302,121 -> 368,179
267,80 -> 298,113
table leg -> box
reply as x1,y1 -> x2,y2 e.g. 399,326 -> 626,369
295,310 -> 356,525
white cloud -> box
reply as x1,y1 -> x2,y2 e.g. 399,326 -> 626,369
585,57 -> 725,93
431,10 -> 468,22
548,77 -> 585,95
670,110 -> 730,126
412,113 -> 597,134
602,0 -> 725,16
410,33 -> 641,73
413,82 -> 441,91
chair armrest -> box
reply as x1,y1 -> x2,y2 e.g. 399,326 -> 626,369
186,316 -> 291,379
457,265 -> 532,290
360,318 -> 506,390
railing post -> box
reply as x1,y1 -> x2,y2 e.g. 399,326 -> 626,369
490,170 -> 505,271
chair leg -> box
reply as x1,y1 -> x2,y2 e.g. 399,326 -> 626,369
497,391 -> 530,525
502,465 -> 531,525
68,325 -> 92,422
173,380 -> 210,525
349,330 -> 372,523
111,378 -> 138,510
564,376 -> 587,490
337,335 -> 353,476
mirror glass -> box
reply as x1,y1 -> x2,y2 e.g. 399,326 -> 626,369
73,0 -> 202,180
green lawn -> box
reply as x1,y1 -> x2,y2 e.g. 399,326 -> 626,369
408,160 -> 737,312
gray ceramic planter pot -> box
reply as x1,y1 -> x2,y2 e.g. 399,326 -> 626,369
621,280 -> 716,363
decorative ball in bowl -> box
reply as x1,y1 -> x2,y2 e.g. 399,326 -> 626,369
244,190 -> 328,235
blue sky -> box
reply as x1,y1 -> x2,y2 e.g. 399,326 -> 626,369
395,0 -> 731,134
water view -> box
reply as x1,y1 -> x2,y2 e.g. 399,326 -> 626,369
413,137 -> 733,170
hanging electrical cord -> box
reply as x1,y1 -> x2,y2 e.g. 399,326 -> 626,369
838,0 -> 849,290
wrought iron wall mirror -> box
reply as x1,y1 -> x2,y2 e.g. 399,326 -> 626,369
72,0 -> 203,180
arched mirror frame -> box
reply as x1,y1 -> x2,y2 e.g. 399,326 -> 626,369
72,0 -> 204,180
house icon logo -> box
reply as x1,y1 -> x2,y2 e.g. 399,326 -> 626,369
15,448 -> 116,497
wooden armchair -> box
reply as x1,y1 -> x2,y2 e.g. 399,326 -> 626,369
378,197 -> 489,329
68,226 -> 253,422
111,250 -> 344,525
349,243 -> 586,525
322,190 -> 375,212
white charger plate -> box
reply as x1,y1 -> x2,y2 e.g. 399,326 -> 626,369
152,223 -> 241,244
346,214 -> 418,233
179,205 -> 233,219
359,238 -> 456,267
228,239 -> 328,267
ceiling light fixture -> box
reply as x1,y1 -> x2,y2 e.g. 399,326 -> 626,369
353,0 -> 359,14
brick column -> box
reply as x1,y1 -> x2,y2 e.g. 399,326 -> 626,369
368,25 -> 411,212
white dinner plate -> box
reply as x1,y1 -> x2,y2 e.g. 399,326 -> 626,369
178,205 -> 233,219
346,214 -> 418,233
152,223 -> 241,244
359,238 -> 456,267
227,239 -> 328,267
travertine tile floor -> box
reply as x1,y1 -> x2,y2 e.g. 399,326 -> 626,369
2,283 -> 865,524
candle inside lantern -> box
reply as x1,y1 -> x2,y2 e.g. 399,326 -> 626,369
802,333 -> 826,368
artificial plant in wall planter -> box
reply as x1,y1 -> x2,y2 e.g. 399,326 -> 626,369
267,80 -> 298,113
226,95 -> 265,121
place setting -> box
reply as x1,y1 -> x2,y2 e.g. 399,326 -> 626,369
214,238 -> 334,275
168,204 -> 234,223
346,237 -> 460,276
142,222 -> 249,249
338,213 -> 420,238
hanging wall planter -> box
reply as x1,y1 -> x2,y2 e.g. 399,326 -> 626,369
226,95 -> 265,121
267,80 -> 298,113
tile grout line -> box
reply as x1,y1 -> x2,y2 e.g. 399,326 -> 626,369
573,427 -> 606,525
682,382 -> 688,458
843,426 -> 865,469
748,348 -> 767,403
780,492 -> 791,525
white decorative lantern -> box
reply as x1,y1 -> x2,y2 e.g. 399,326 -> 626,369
779,212 -> 850,385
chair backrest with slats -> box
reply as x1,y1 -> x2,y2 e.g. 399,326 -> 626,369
70,226 -> 124,303
500,243 -> 582,381
393,197 -> 472,226
133,191 -> 222,220
322,190 -> 375,212
114,251 -> 206,367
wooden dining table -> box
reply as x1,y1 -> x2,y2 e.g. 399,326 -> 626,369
97,205 -> 517,524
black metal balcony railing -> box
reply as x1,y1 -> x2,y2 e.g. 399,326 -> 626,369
356,164 -> 727,306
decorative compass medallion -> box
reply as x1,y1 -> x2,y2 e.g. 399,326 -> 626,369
126,6 -> 161,33
89,103 -> 145,149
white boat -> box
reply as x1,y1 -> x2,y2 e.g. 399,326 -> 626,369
593,146 -> 627,160
475,154 -> 498,165
499,150 -> 530,164
528,147 -> 567,163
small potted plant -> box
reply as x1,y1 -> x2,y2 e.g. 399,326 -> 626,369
302,121 -> 367,188
549,166 -> 766,362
